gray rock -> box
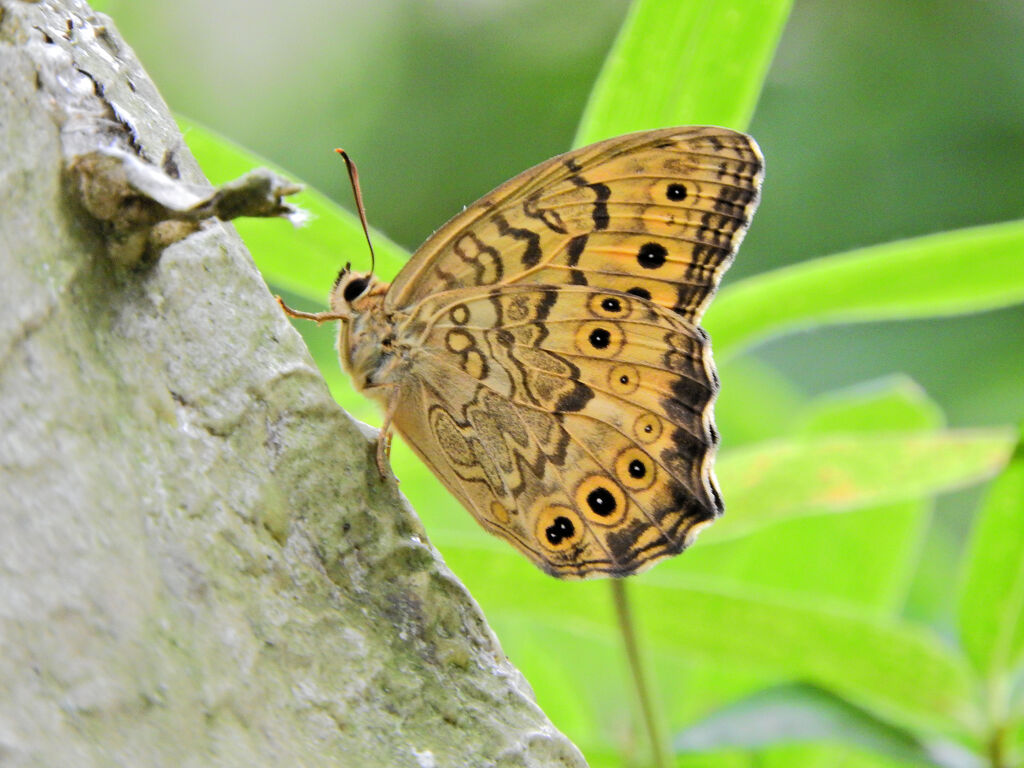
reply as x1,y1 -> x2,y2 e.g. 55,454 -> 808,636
0,1 -> 587,766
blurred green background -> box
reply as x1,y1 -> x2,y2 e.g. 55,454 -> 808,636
98,1 -> 1024,764
104,0 -> 1024,427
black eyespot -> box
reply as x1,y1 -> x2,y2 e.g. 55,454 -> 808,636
589,328 -> 611,349
637,242 -> 667,270
343,277 -> 369,303
628,459 -> 646,479
619,374 -> 629,384
546,516 -> 576,544
644,424 -> 653,433
601,297 -> 621,313
587,487 -> 617,516
666,183 -> 687,201
627,287 -> 652,301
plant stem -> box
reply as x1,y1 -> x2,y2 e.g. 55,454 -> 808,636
987,721 -> 1008,768
984,676 -> 1011,768
611,578 -> 669,768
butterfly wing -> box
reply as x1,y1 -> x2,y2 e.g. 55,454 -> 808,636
386,126 -> 762,323
390,285 -> 723,578
381,126 -> 762,577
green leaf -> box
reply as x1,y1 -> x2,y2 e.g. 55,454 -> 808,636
703,428 -> 1014,543
958,422 -> 1024,679
708,219 -> 1024,358
715,356 -> 805,448
796,376 -> 946,436
574,0 -> 792,145
449,547 -> 977,737
633,583 -> 976,736
674,683 -> 977,768
178,117 -> 409,301
681,501 -> 927,613
678,378 -> 943,614
489,616 -> 626,757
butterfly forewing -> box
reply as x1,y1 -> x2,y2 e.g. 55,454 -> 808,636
386,126 -> 762,323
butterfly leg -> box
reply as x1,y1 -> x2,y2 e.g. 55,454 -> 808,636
375,388 -> 399,479
275,296 -> 348,323
376,431 -> 394,478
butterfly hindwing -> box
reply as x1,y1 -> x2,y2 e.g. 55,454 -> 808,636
391,284 -> 722,577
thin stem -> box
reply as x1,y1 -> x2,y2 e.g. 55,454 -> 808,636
984,675 -> 1012,768
611,578 -> 669,768
987,720 -> 1009,768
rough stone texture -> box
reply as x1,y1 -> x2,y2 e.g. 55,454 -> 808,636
0,2 -> 588,766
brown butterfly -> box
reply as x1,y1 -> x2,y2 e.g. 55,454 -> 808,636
280,126 -> 763,578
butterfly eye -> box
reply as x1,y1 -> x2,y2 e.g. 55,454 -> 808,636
332,261 -> 352,291
343,277 -> 369,303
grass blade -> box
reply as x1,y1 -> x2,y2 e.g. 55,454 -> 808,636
708,219 -> 1024,357
958,422 -> 1024,679
674,683 -> 978,768
704,428 -> 1014,543
635,583 -> 976,736
575,0 -> 792,145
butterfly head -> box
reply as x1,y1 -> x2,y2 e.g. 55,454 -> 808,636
329,263 -> 390,317
328,264 -> 401,395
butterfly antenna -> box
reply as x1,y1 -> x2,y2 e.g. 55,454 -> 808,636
335,148 -> 376,274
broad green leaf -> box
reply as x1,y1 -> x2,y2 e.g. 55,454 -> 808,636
708,219 -> 1024,358
447,542 -> 975,736
674,378 -> 942,614
673,683 -> 977,768
677,501 -> 926,613
178,117 -> 408,301
703,428 -> 1014,543
715,356 -> 805,448
633,583 -> 976,735
648,384 -> 945,763
575,0 -> 792,144
749,744 -> 937,768
796,376 -> 945,436
958,422 -> 1024,678
489,617 -> 628,760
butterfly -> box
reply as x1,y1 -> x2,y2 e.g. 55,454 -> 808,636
279,126 -> 763,579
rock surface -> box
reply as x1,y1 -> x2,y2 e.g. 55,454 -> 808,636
0,1 -> 586,765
